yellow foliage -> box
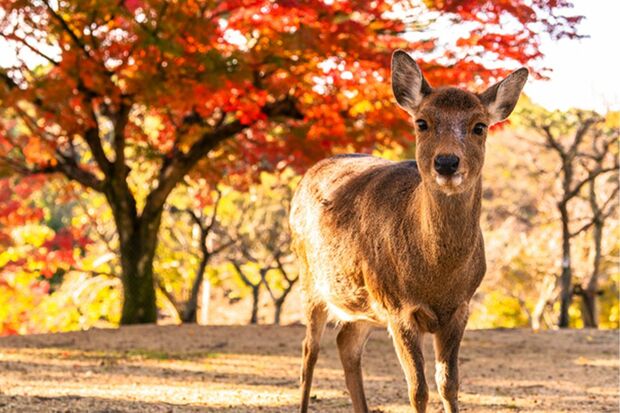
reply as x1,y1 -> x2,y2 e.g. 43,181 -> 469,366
605,111 -> 620,128
349,99 -> 374,116
10,224 -> 54,248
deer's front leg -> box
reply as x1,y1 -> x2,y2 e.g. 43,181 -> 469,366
389,318 -> 428,413
432,303 -> 469,413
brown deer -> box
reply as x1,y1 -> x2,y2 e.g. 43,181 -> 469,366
289,50 -> 528,413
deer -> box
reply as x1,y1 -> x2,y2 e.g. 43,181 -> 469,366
289,49 -> 528,413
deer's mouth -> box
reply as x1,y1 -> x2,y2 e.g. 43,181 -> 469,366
434,172 -> 466,190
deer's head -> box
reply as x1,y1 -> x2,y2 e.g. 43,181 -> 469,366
391,50 -> 528,195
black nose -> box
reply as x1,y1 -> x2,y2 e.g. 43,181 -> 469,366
434,155 -> 460,176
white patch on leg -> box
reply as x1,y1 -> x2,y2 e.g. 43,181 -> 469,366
435,361 -> 449,390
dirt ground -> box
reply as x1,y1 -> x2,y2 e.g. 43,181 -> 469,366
0,325 -> 617,413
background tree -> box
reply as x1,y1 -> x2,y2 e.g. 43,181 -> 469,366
522,110 -> 619,328
226,172 -> 298,325
230,261 -> 263,325
465,100 -> 619,331
163,187 -> 234,323
572,123 -> 619,327
0,0 -> 583,324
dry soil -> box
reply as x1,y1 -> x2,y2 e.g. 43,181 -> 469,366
0,325 -> 617,412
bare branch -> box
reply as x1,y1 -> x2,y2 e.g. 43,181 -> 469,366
564,163 -> 619,203
231,260 -> 260,288
53,151 -> 106,191
3,65 -> 112,183
2,152 -> 104,191
83,118 -> 112,176
72,188 -> 117,252
238,243 -> 261,265
204,188 -> 223,236
142,95 -> 303,221
259,267 -> 278,302
273,252 -> 296,285
568,117 -> 600,159
541,125 -> 566,158
66,266 -> 118,278
110,100 -> 132,175
155,277 -> 180,314
0,33 -> 60,66
43,1 -> 99,65
211,239 -> 235,256
516,134 -> 548,148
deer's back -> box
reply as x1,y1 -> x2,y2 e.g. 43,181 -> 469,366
290,154 -> 420,245
290,154 -> 425,324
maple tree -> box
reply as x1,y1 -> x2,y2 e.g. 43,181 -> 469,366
0,176 -> 122,334
0,0 -> 582,324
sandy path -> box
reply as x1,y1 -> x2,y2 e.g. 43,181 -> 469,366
0,325 -> 617,412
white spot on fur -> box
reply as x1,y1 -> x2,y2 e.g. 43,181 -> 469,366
370,301 -> 389,323
325,300 -> 383,324
435,361 -> 449,388
315,275 -> 331,299
451,123 -> 465,141
326,302 -> 357,322
435,173 -> 464,189
452,174 -> 463,186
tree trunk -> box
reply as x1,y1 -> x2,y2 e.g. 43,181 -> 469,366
250,286 -> 259,324
558,204 -> 573,328
182,251 -> 209,323
274,299 -> 283,325
582,218 -> 603,328
580,290 -> 597,328
117,213 -> 162,325
107,179 -> 162,325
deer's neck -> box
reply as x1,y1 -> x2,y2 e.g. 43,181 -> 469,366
412,178 -> 482,263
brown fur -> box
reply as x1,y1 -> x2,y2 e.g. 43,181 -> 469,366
290,50 -> 527,413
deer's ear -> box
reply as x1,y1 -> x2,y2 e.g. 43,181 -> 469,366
391,50 -> 432,114
479,68 -> 528,124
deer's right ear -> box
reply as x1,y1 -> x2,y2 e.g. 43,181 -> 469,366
479,68 -> 529,124
391,50 -> 432,114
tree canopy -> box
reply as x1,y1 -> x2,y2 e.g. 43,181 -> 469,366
0,0 -> 583,325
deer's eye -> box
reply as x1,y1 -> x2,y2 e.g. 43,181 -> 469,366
472,122 -> 487,136
415,119 -> 429,131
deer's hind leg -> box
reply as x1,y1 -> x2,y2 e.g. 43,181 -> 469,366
300,301 -> 328,413
337,320 -> 373,413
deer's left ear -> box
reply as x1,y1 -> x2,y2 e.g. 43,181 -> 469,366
479,68 -> 528,124
391,50 -> 432,114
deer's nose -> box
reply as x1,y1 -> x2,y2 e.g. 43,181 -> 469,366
434,155 -> 460,176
